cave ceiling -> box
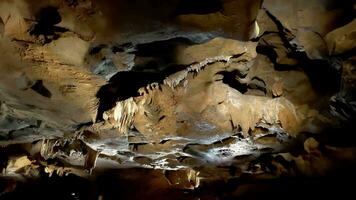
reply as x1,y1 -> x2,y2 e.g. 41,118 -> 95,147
0,0 -> 355,199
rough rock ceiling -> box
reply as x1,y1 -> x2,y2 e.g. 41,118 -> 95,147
0,0 -> 355,199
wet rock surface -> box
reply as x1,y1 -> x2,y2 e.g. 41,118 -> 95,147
0,0 -> 355,199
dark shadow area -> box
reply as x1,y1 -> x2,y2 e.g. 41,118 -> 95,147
88,44 -> 108,55
111,42 -> 133,53
65,0 -> 80,7
255,45 -> 302,71
132,37 -> 194,72
95,58 -> 195,121
30,80 -> 52,98
0,173 -> 94,200
325,0 -> 356,27
318,125 -> 356,148
95,37 -> 199,122
216,71 -> 267,95
29,6 -> 68,43
257,10 -> 342,96
257,44 -> 342,95
2,168 -> 356,200
95,71 -> 165,121
220,174 -> 356,200
0,17 -> 4,36
173,0 -> 223,15
135,37 -> 193,58
292,54 -> 341,95
216,70 -> 248,94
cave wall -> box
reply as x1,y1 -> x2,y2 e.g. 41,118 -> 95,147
0,0 -> 355,199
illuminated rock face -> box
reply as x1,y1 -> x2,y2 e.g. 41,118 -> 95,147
0,0 -> 355,199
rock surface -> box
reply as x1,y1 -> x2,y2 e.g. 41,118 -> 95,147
0,0 -> 355,199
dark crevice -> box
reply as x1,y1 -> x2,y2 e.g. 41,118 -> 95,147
216,70 -> 248,94
30,80 -> 52,98
88,44 -> 108,55
29,6 -> 67,43
256,45 -> 301,71
261,9 -> 342,95
251,31 -> 280,42
264,9 -> 295,52
112,43 -> 134,53
257,44 -> 313,76
173,0 -> 223,15
256,45 -> 278,63
230,52 -> 246,59
0,17 -> 4,36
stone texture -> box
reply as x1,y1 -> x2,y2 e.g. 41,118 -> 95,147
45,36 -> 89,66
0,0 -> 355,199
325,19 -> 356,55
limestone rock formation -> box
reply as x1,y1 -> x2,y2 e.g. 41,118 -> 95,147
0,0 -> 355,199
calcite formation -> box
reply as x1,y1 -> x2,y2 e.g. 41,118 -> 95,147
0,0 -> 355,199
